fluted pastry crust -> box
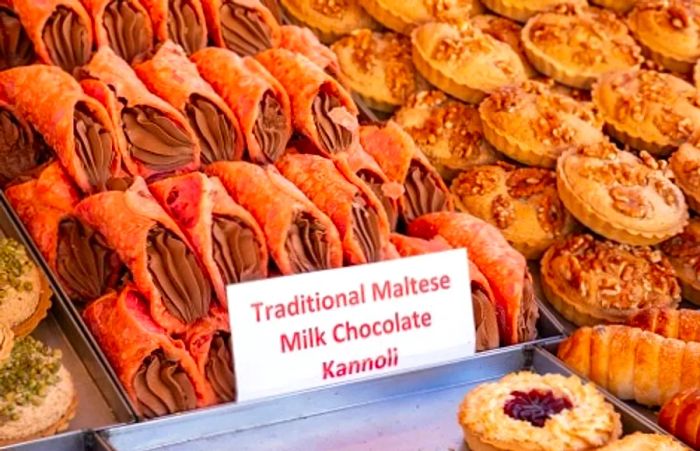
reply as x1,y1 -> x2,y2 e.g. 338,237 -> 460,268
357,0 -> 481,34
479,0 -> 585,22
588,0 -> 637,13
281,0 -> 377,43
660,219 -> 700,304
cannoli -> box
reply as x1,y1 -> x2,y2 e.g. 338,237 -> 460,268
201,0 -> 281,56
0,99 -> 51,186
205,161 -> 343,274
139,0 -> 207,54
359,121 -> 453,226
0,1 -> 36,70
278,25 -> 341,80
408,212 -> 538,345
84,286 -> 216,418
0,65 -> 120,193
191,48 -> 291,164
75,177 -> 213,333
256,48 -> 359,157
81,46 -> 200,179
149,172 -> 268,304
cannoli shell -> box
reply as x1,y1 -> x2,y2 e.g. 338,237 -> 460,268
139,0 -> 207,52
278,25 -> 341,81
201,0 -> 281,51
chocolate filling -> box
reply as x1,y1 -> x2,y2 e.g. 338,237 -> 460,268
472,287 -> 499,351
219,2 -> 272,56
356,169 -> 398,231
147,227 -> 211,324
0,107 -> 49,185
351,196 -> 381,263
167,0 -> 206,55
259,0 -> 282,22
105,176 -> 134,191
211,215 -> 265,285
205,332 -> 235,402
42,6 -> 92,73
402,162 -> 448,224
122,105 -> 196,172
185,94 -> 236,164
0,7 -> 35,70
312,92 -> 352,155
103,0 -> 152,63
133,350 -> 197,418
285,212 -> 331,273
253,91 -> 287,163
74,102 -> 115,192
517,274 -> 538,342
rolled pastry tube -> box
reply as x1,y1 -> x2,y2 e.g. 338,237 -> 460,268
0,0 -> 36,70
0,99 -> 51,185
201,0 -> 280,56
139,0 -> 207,54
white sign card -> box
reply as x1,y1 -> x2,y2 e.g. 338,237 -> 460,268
227,249 -> 475,401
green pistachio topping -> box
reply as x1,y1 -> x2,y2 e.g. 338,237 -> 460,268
0,238 -> 33,305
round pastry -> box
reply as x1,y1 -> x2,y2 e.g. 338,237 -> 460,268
479,0 -> 586,22
557,142 -> 688,245
0,323 -> 12,364
358,0 -> 482,34
451,162 -> 576,259
458,371 -> 622,451
521,4 -> 642,89
670,138 -> 700,212
393,90 -> 499,180
628,0 -> 700,75
588,0 -> 638,13
479,80 -> 604,168
597,433 -> 689,450
660,219 -> 700,305
411,21 -> 528,104
0,336 -> 77,445
541,234 -> 681,326
280,0 -> 378,43
592,69 -> 700,156
471,14 -> 537,77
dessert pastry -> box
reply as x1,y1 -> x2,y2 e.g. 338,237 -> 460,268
75,178 -> 214,334
139,0 -> 207,54
0,2 -> 35,70
471,14 -> 536,77
191,48 -> 292,164
332,30 -> 426,112
628,0 -> 700,75
479,80 -> 604,168
260,0 -> 281,21
202,0 -> 280,56
409,212 -> 538,345
149,172 -> 268,304
451,163 -> 576,259
280,0 -> 377,44
393,91 -> 499,181
541,234 -> 681,326
597,433 -> 689,450
660,219 -> 700,304
558,325 -> 700,406
0,65 -> 120,193
458,372 -> 622,451
592,69 -> 700,156
478,0 -> 586,22
556,142 -> 688,245
84,286 -> 216,418
0,323 -> 12,363
206,162 -> 344,274
670,139 -> 700,212
0,336 -> 77,445
660,389 -> 700,449
80,46 -> 200,179
695,59 -> 700,89
12,0 -> 93,74
256,49 -> 359,157
0,100 -> 51,186
521,5 -> 642,89
135,42 -> 244,165
411,21 -> 527,104
628,308 -> 700,343
588,0 -> 637,14
278,25 -> 342,80
359,122 -> 453,225
357,0 -> 481,34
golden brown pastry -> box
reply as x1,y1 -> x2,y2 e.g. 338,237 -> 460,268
597,433 -> 689,450
628,308 -> 700,343
660,388 -> 700,449
670,138 -> 700,212
280,0 -> 378,43
471,14 -> 537,77
588,0 -> 638,13
358,0 -> 482,34
479,0 -> 586,22
0,323 -> 12,364
660,219 -> 700,304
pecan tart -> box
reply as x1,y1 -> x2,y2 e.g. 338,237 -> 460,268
471,14 -> 537,77
670,137 -> 700,211
393,90 -> 499,180
358,0 -> 482,34
557,142 -> 688,245
660,219 -> 700,305
592,69 -> 700,155
479,80 -> 604,168
479,0 -> 586,23
521,4 -> 642,89
451,163 -> 576,259
280,0 -> 378,43
458,371 -> 622,451
411,21 -> 528,104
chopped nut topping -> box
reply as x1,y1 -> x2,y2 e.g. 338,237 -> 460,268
609,185 -> 652,218
537,193 -> 567,235
661,223 -> 700,276
0,238 -> 34,306
506,168 -> 555,198
452,166 -> 500,196
491,194 -> 515,229
311,0 -> 348,17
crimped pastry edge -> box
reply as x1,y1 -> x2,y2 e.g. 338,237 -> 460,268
632,33 -> 695,75
279,2 -> 345,44
357,0 -> 412,33
478,0 -> 534,22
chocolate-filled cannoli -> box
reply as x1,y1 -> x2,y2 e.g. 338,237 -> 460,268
0,65 -> 120,193
80,46 -> 201,179
201,0 -> 280,56
360,121 -> 453,226
0,0 -> 36,70
256,49 -> 359,157
0,99 -> 51,186
149,172 -> 268,304
205,161 -> 343,274
84,286 -> 216,417
12,0 -> 93,74
139,0 -> 207,55
135,42 -> 244,165
191,48 -> 291,164
75,177 -> 213,333
278,25 -> 341,81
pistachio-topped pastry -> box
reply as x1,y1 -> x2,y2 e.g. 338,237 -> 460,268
0,323 -> 12,364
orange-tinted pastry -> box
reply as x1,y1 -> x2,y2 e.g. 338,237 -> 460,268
660,219 -> 700,305
628,308 -> 700,343
139,0 -> 207,54
202,0 -> 280,56
0,2 -> 35,70
660,389 -> 700,450
358,0 -> 481,34
597,433 -> 689,450
278,25 -> 341,80
0,100 -> 50,186
479,0 -> 586,22
280,0 -> 377,44
670,138 -> 700,212
471,14 -> 536,77
589,0 -> 637,13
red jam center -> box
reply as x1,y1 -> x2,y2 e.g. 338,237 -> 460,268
503,389 -> 573,427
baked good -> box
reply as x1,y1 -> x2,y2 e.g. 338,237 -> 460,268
0,323 -> 12,363
597,433 -> 689,450
358,0 -> 481,34
695,59 -> 700,89
0,3 -> 35,70
660,219 -> 700,304
140,0 -> 207,54
670,138 -> 700,212
556,142 -> 688,245
451,163 -> 576,259
479,0 -> 586,22
521,4 -> 642,89
479,80 -> 604,168
280,0 -> 377,44
592,69 -> 700,155
588,0 -> 637,13
412,21 -> 527,104
458,371 -> 622,451
541,234 -> 681,326
202,0 -> 281,56
628,308 -> 700,343
0,100 -> 50,186
471,14 -> 537,77
278,25 -> 342,80
660,389 -> 700,449
393,90 -> 499,181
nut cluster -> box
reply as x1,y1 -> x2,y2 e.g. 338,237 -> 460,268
432,27 -> 493,62
452,165 -> 501,196
311,0 -> 348,17
0,238 -> 34,306
491,194 -> 515,229
661,227 -> 700,276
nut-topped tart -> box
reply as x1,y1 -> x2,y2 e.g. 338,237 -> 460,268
592,69 -> 700,155
589,0 -> 638,13
522,4 -> 643,89
358,0 -> 482,34
280,0 -> 379,43
479,0 -> 586,22
479,80 -> 604,168
541,234 -> 681,326
670,136 -> 700,211
660,219 -> 700,305
557,142 -> 688,245
471,14 -> 537,77
451,162 -> 576,259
